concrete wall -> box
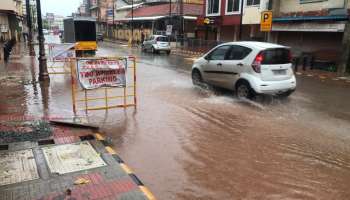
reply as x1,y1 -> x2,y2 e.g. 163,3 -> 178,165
114,28 -> 152,41
242,0 -> 269,24
279,0 -> 346,13
0,0 -> 16,11
220,25 -> 236,41
242,6 -> 261,24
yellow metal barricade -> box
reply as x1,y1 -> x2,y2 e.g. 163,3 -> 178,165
70,56 -> 137,113
47,43 -> 74,75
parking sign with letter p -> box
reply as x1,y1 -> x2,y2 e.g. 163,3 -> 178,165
260,11 -> 273,32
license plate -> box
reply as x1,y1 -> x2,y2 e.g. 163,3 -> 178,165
273,69 -> 286,75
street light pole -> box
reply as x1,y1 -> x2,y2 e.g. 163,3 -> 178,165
169,0 -> 171,25
131,0 -> 134,45
35,0 -> 49,81
25,0 -> 35,56
238,0 -> 244,40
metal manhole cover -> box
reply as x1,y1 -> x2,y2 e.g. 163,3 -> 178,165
0,149 -> 39,186
42,141 -> 107,174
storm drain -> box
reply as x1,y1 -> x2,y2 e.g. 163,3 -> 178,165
0,149 -> 39,186
0,144 -> 9,151
42,141 -> 106,175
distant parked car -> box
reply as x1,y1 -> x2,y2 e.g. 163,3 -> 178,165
97,33 -> 103,42
142,35 -> 171,54
191,41 -> 296,99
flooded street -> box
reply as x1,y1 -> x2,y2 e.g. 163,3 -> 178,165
2,38 -> 350,199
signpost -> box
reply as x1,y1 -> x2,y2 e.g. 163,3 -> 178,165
166,25 -> 173,36
70,56 -> 137,113
260,11 -> 273,32
77,58 -> 127,90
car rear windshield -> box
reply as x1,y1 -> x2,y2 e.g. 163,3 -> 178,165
156,37 -> 168,42
261,48 -> 290,65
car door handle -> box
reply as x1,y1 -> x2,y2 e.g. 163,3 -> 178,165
217,63 -> 222,66
237,63 -> 244,67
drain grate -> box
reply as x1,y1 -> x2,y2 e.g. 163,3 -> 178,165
38,139 -> 55,146
79,134 -> 95,141
0,145 -> 9,151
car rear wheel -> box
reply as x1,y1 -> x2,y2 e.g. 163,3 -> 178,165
151,47 -> 157,54
236,81 -> 255,99
192,70 -> 203,86
276,90 -> 294,99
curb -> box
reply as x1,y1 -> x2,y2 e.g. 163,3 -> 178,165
95,133 -> 156,200
172,49 -> 203,58
295,72 -> 350,84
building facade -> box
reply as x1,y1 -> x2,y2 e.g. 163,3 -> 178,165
201,0 -> 350,74
271,0 -> 350,74
0,0 -> 24,41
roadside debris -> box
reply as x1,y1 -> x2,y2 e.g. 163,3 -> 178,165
0,121 -> 52,144
74,178 -> 90,185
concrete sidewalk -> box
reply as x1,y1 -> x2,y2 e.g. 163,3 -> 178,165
0,43 -> 155,200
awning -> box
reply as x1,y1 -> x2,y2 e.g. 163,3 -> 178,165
116,3 -> 144,11
121,16 -> 165,21
272,22 -> 346,32
273,15 -> 349,22
118,15 -> 197,21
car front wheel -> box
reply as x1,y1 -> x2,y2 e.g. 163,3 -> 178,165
151,47 -> 157,54
192,70 -> 203,86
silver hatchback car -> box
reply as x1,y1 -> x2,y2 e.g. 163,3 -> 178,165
142,35 -> 171,54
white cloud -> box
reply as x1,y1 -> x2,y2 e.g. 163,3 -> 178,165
41,0 -> 82,17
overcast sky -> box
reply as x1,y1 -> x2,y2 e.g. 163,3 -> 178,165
42,0 -> 82,17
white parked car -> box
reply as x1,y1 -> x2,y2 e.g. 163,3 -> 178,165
142,35 -> 171,54
191,41 -> 296,99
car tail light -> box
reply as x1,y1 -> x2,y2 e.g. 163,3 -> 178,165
252,52 -> 263,73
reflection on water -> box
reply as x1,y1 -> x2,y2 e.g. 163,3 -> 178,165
2,42 -> 350,200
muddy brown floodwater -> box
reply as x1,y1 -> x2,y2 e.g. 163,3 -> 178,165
2,39 -> 350,200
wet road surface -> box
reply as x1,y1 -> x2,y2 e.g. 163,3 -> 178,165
2,39 -> 350,199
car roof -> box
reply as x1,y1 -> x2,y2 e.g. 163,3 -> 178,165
221,41 -> 288,50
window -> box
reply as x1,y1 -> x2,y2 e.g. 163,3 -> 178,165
156,36 -> 168,42
261,48 -> 291,64
227,46 -> 252,60
246,0 -> 260,6
226,0 -> 240,14
207,0 -> 220,15
208,45 -> 231,60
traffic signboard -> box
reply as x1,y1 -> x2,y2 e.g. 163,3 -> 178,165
261,11 -> 273,32
166,25 -> 173,36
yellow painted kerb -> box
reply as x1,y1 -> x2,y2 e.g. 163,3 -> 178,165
105,146 -> 117,154
95,133 -> 105,141
139,186 -> 156,200
120,163 -> 133,174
